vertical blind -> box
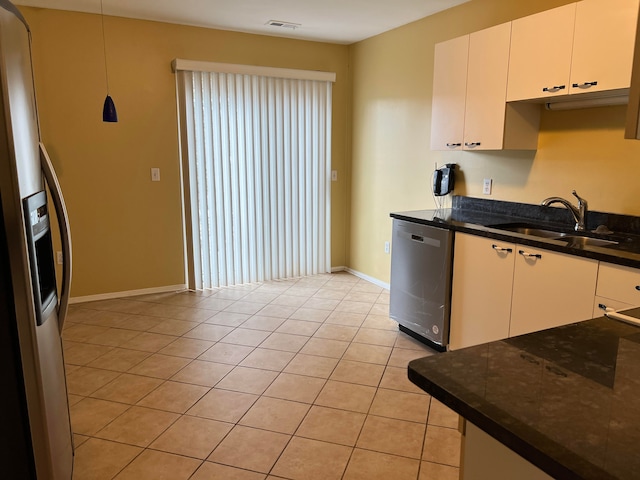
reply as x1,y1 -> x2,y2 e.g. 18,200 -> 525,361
175,62 -> 334,289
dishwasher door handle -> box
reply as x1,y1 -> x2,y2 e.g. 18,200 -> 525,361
411,235 -> 424,242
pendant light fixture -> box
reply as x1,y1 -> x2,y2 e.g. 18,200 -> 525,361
100,0 -> 118,122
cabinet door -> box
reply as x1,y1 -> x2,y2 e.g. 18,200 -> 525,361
596,262 -> 640,306
449,234 -> 514,350
510,246 -> 598,337
430,35 -> 469,151
569,0 -> 640,95
463,23 -> 511,150
506,4 -> 576,102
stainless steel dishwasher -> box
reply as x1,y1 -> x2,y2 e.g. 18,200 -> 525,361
389,219 -> 453,351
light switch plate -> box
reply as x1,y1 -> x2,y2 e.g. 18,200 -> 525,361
151,168 -> 161,182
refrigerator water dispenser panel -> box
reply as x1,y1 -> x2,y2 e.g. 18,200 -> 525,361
23,190 -> 57,326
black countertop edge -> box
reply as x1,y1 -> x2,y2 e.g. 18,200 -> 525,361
407,360 -> 615,480
390,210 -> 640,270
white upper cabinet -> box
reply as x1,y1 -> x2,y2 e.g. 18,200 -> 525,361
506,4 -> 576,102
431,23 -> 539,151
570,0 -> 640,95
507,0 -> 640,102
430,35 -> 469,151
463,23 -> 512,150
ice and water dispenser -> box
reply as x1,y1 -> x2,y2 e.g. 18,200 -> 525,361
23,190 -> 57,326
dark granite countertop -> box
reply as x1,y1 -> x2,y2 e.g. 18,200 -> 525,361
390,196 -> 640,269
408,309 -> 640,480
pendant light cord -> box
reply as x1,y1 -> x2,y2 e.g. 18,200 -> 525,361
100,0 -> 110,94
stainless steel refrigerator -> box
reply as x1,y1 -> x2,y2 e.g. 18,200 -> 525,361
0,1 -> 73,478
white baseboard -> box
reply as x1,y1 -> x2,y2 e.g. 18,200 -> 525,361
70,269 -> 388,304
345,268 -> 390,291
70,284 -> 187,304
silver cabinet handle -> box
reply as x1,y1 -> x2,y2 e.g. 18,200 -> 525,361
518,249 -> 542,259
542,85 -> 566,93
572,81 -> 598,89
492,244 -> 513,253
636,285 -> 640,291
445,143 -> 461,148
464,142 -> 481,147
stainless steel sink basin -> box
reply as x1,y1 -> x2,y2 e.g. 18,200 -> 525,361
488,223 -> 568,238
497,226 -> 565,238
488,223 -> 621,248
557,236 -> 619,248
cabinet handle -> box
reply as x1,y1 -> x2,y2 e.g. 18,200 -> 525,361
598,303 -> 608,311
492,244 -> 513,253
518,249 -> 542,259
446,143 -> 462,148
542,85 -> 566,93
464,142 -> 481,147
572,81 -> 598,89
635,285 -> 640,291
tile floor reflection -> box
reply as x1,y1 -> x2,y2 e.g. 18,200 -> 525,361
64,272 -> 461,480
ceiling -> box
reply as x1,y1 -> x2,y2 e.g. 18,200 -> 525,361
14,0 -> 470,44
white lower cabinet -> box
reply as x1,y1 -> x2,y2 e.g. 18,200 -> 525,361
450,234 -> 514,350
450,233 -> 599,349
592,262 -> 640,317
509,245 -> 598,337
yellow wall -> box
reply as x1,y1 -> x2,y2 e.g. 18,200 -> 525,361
19,1 -> 640,296
349,0 -> 640,283
20,7 -> 350,297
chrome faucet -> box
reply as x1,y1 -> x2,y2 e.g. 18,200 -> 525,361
541,190 -> 588,231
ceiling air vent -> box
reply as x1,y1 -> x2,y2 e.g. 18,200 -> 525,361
266,20 -> 301,30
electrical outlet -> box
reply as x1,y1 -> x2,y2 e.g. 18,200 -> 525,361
384,241 -> 390,254
331,170 -> 338,182
151,168 -> 161,182
56,251 -> 63,265
483,178 -> 492,195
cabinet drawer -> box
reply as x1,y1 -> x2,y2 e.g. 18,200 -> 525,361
596,263 -> 640,307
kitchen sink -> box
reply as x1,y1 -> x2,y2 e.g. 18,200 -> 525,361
493,226 -> 565,239
558,236 -> 619,248
488,223 -> 569,238
488,222 -> 621,248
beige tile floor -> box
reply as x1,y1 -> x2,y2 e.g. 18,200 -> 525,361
63,272 -> 461,480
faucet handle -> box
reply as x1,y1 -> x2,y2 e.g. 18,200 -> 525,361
571,190 -> 587,207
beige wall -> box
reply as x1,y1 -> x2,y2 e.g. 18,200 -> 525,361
19,1 -> 640,296
349,0 -> 640,284
21,7 -> 350,297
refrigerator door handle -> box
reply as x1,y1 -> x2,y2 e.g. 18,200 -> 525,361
39,143 -> 72,333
